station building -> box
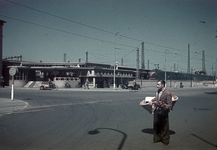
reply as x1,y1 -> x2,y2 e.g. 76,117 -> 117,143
2,60 -> 149,88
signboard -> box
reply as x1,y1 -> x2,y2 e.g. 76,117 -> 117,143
9,67 -> 17,76
9,67 -> 18,100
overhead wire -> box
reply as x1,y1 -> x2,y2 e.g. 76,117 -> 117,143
121,43 -> 142,59
0,15 -> 137,50
5,0 -> 189,53
4,0 -> 115,35
4,0 -> 188,65
3,0 -> 216,73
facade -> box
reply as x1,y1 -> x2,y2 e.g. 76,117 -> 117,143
2,60 -> 149,88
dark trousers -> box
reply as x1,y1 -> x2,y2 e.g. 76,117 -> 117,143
0,82 -> 4,88
153,111 -> 170,144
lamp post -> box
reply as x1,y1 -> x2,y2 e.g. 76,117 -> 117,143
165,49 -> 170,82
114,32 -> 121,89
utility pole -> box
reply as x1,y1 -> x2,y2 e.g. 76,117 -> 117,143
211,65 -> 213,76
215,58 -> 217,81
165,49 -> 170,82
136,48 -> 139,80
148,59 -> 149,69
212,64 -> 215,85
64,53 -> 66,62
121,58 -> 123,66
0,20 -> 6,77
202,50 -> 206,74
187,44 -> 190,74
215,31 -> 217,81
85,51 -> 88,63
177,63 -> 178,71
141,42 -> 145,69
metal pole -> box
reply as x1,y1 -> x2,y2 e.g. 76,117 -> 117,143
136,48 -> 139,80
215,59 -> 217,84
85,51 -> 88,63
114,32 -> 120,89
64,53 -> 66,62
0,20 -> 6,77
11,75 -> 14,100
165,51 -> 166,82
165,50 -> 170,82
187,44 -> 190,74
141,42 -> 145,69
114,35 -> 116,89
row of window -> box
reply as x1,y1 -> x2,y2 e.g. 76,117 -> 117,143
94,71 -> 132,76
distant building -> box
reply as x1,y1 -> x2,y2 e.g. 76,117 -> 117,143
2,60 -> 149,88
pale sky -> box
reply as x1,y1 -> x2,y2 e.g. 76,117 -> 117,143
0,0 -> 217,75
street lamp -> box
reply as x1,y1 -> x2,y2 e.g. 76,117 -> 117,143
165,49 -> 170,82
114,32 -> 121,89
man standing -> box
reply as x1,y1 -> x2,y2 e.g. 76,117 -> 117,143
149,80 -> 172,146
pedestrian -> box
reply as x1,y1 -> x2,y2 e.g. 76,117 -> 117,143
84,78 -> 89,89
149,80 -> 172,146
132,79 -> 136,87
48,78 -> 52,88
174,82 -> 177,89
0,75 -> 4,88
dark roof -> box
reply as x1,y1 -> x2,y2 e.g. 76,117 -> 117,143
3,60 -> 150,72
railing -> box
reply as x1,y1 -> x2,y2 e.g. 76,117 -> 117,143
54,77 -> 79,81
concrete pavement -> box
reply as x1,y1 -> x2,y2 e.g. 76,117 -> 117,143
0,98 -> 29,116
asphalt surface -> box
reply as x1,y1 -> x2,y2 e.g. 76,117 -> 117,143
0,86 -> 216,117
0,86 -> 129,115
0,86 -> 217,150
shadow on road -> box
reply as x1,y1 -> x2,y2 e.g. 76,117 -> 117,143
88,128 -> 127,150
191,134 -> 217,148
141,128 -> 176,135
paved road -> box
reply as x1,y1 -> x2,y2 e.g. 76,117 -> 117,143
0,87 -> 217,150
